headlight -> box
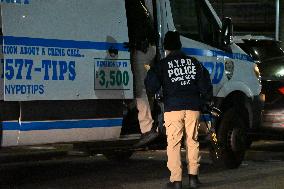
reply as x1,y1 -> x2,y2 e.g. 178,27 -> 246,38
253,63 -> 261,80
276,68 -> 284,77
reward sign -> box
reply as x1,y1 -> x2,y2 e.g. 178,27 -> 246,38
1,38 -> 133,101
1,42 -> 82,100
94,59 -> 131,91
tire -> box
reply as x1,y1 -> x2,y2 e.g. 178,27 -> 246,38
103,150 -> 134,161
211,108 -> 248,169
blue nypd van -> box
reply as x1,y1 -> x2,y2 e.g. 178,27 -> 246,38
0,0 -> 263,168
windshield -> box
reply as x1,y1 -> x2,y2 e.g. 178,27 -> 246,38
238,40 -> 284,61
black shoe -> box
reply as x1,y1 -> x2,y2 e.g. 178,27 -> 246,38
134,130 -> 159,147
166,181 -> 182,189
196,176 -> 201,185
188,174 -> 199,189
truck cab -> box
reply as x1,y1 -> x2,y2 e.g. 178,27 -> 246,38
151,0 -> 263,168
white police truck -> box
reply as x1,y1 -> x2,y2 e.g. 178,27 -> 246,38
0,0 -> 263,168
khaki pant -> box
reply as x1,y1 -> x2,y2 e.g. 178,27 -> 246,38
136,96 -> 153,133
133,46 -> 156,134
164,110 -> 200,182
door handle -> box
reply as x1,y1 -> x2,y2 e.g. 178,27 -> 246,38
108,46 -> 118,57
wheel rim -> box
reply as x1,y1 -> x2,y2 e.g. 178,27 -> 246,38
230,127 -> 247,152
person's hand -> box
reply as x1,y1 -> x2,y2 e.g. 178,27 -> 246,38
200,103 -> 210,113
144,64 -> 151,71
200,101 -> 213,113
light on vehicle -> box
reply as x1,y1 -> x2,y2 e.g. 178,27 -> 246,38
259,93 -> 266,103
253,63 -> 261,80
276,69 -> 284,77
278,87 -> 284,95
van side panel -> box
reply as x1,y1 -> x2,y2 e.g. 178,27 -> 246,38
1,100 -> 123,146
1,0 -> 131,146
1,0 -> 133,101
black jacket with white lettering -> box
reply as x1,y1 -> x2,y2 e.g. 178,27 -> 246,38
145,50 -> 213,112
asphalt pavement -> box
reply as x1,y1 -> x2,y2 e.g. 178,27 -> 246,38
0,141 -> 284,189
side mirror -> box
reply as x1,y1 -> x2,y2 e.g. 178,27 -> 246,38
221,17 -> 233,46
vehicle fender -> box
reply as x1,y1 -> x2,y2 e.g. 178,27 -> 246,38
216,80 -> 262,129
216,80 -> 254,99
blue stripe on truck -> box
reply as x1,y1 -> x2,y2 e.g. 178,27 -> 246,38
2,118 -> 123,131
182,47 -> 254,62
1,36 -> 253,62
2,36 -> 128,52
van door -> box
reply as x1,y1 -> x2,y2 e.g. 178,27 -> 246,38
1,0 -> 132,145
160,0 -> 226,95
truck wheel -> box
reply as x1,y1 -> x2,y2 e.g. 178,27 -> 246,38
103,150 -> 134,161
213,108 -> 248,169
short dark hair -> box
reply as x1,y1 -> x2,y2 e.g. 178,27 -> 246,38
163,31 -> 182,50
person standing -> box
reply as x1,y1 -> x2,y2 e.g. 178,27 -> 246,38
145,31 -> 213,189
125,0 -> 159,147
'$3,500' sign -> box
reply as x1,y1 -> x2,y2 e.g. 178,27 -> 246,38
96,70 -> 129,89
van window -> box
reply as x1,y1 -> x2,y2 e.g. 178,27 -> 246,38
170,0 -> 220,48
199,3 -> 217,46
169,0 -> 199,41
